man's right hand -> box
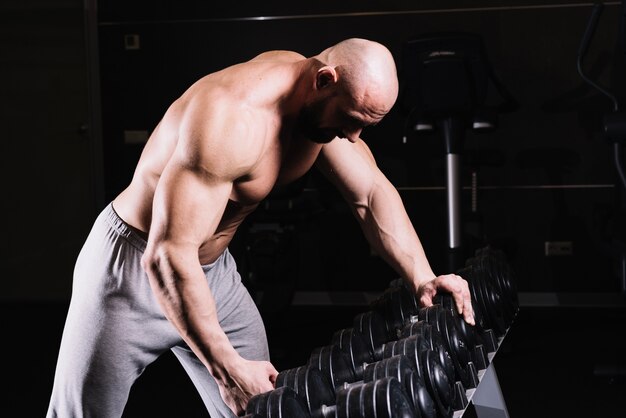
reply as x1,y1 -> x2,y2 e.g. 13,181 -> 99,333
217,358 -> 278,416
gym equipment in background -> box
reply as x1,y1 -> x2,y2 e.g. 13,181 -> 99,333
400,33 -> 517,271
577,1 -> 626,294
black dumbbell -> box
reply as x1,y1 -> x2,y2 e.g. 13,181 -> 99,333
275,366 -> 335,418
352,310 -> 390,361
309,344 -> 356,392
382,334 -> 467,416
457,261 -> 507,337
472,248 -> 519,325
433,293 -> 498,358
331,316 -> 456,394
400,320 -> 460,385
417,304 -> 480,389
369,283 -> 420,339
246,386 -> 310,418
280,355 -> 435,418
432,293 -> 495,363
248,374 -> 416,418
313,332 -> 463,418
330,327 -> 374,381
337,312 -> 469,411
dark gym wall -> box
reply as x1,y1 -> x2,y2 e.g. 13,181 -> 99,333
96,0 -> 625,299
1,0 -> 95,300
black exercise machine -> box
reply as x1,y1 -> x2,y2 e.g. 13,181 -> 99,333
400,33 -> 517,272
577,1 -> 626,296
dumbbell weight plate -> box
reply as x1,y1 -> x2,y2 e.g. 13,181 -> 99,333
474,264 -> 507,336
421,349 -> 454,418
476,251 -> 518,324
246,386 -> 310,418
433,292 -> 484,350
400,321 -> 456,385
331,328 -> 374,380
364,355 -> 436,418
353,311 -> 388,361
310,344 -> 357,392
335,376 -> 415,418
419,305 -> 477,388
276,366 -> 334,418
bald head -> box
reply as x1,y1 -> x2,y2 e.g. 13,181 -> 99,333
314,38 -> 399,116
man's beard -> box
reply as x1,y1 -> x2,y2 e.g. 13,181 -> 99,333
297,99 -> 339,144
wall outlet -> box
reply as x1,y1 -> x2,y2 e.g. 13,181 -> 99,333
544,241 -> 573,256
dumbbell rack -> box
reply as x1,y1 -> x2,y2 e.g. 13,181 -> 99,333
455,332 -> 510,418
248,246 -> 517,418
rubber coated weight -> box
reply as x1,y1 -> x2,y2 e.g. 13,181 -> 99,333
276,366 -> 334,418
433,293 -> 490,369
433,292 -> 483,350
400,321 -> 457,385
382,335 -> 457,416
473,263 -> 507,336
246,386 -> 310,418
370,281 -> 421,340
324,330 -> 442,417
335,377 -> 416,418
418,305 -> 478,388
331,328 -> 374,380
473,250 -> 518,325
382,334 -> 431,380
363,355 -> 436,418
310,344 -> 357,391
464,263 -> 507,336
421,349 -> 454,418
353,311 -> 388,361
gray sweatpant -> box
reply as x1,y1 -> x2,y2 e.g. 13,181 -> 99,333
47,203 -> 269,418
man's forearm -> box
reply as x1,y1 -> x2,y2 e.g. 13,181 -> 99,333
354,179 -> 436,290
141,247 -> 237,382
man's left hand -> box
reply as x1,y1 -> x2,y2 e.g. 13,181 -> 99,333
416,274 -> 475,325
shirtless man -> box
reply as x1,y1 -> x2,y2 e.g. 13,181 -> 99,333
47,38 -> 474,418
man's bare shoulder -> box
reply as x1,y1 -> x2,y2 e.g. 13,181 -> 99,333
173,94 -> 268,178
249,50 -> 306,63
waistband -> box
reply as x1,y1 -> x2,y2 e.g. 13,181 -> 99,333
102,202 -> 222,270
103,202 -> 148,253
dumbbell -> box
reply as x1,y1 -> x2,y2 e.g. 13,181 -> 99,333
432,292 -> 497,357
247,373 -> 416,418
381,334 -> 468,416
458,261 -> 507,337
400,320 -> 463,384
468,246 -> 519,328
246,386 -> 310,418
368,283 -> 484,389
416,304 -> 480,389
311,334 -> 463,417
334,317 -> 455,390
345,303 -> 476,395
369,280 -> 420,340
471,247 -> 519,325
352,310 -> 391,361
283,356 -> 435,418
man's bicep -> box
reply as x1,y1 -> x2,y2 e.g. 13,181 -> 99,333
150,158 -> 233,249
316,138 -> 380,205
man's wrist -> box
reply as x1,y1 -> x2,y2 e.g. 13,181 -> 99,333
411,269 -> 436,291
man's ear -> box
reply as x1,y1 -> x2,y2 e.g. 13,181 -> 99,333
316,66 -> 338,90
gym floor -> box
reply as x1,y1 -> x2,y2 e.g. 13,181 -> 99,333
7,301 -> 624,417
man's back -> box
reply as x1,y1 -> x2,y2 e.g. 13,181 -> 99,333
113,50 -> 323,263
